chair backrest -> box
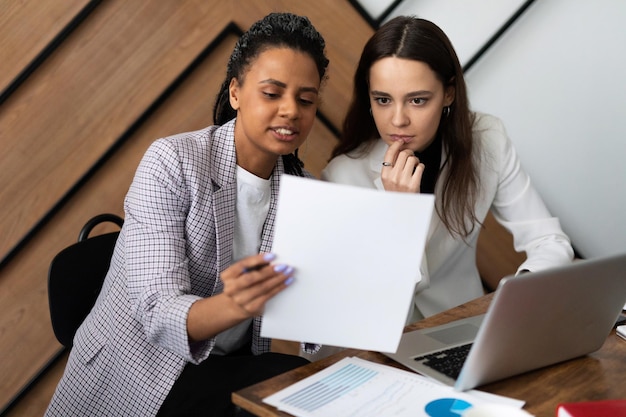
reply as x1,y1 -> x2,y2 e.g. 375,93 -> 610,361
48,214 -> 123,347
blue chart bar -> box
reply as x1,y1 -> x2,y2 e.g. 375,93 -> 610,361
280,364 -> 378,412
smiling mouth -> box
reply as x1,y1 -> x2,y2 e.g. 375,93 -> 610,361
274,127 -> 296,135
272,127 -> 299,141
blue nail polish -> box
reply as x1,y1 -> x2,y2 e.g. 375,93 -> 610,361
284,266 -> 294,276
284,276 -> 295,286
264,253 -> 276,261
274,264 -> 287,273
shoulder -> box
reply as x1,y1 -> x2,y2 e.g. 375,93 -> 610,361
472,112 -> 507,141
471,112 -> 514,158
143,121 -> 235,178
148,124 -> 222,160
471,112 -> 525,189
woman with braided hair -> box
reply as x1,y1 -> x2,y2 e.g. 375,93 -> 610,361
46,12 -> 329,417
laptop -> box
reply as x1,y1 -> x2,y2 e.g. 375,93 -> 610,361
383,252 -> 626,391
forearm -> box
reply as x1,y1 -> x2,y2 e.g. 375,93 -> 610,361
187,293 -> 250,342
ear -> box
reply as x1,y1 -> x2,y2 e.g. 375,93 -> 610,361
229,77 -> 240,111
444,84 -> 456,107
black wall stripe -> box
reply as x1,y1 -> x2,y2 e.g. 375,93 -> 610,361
0,0 -> 103,107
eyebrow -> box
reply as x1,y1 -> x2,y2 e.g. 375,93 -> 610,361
260,79 -> 319,94
370,89 -> 433,98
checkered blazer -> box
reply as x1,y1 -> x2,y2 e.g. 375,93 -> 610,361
46,119 -> 312,416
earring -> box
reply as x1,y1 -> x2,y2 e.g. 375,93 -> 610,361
443,106 -> 451,117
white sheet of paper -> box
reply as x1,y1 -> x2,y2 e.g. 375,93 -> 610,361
261,175 -> 434,353
263,357 -> 525,417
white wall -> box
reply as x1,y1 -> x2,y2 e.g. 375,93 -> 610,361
464,0 -> 626,258
356,0 -> 626,258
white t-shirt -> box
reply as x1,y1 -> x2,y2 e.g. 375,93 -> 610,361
212,165 -> 271,355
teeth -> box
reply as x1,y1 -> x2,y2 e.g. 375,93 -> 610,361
275,128 -> 294,135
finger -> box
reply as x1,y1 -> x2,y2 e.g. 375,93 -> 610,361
382,140 -> 404,168
229,265 -> 296,315
409,162 -> 426,191
400,153 -> 420,175
239,252 -> 276,274
227,261 -> 294,296
394,149 -> 417,171
249,268 -> 294,302
240,286 -> 285,316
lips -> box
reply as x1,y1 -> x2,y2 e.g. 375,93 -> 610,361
272,126 -> 299,141
390,134 -> 413,144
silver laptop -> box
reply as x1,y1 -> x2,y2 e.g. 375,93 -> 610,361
384,252 -> 626,391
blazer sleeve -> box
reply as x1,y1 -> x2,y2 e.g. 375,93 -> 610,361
484,116 -> 574,273
123,138 -> 206,361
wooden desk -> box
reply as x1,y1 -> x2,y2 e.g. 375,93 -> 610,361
233,294 -> 626,417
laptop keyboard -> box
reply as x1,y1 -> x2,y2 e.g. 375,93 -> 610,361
413,343 -> 473,380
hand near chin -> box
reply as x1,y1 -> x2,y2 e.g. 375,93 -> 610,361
381,141 -> 425,193
221,253 -> 295,317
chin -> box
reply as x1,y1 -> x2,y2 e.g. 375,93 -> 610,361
276,141 -> 303,154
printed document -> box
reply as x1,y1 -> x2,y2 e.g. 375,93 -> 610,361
263,357 -> 525,417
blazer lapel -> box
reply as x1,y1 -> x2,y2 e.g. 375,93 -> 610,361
210,121 -> 238,293
259,158 -> 285,254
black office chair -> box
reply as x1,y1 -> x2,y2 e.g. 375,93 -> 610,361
48,213 -> 123,347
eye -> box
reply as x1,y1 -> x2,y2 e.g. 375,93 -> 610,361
298,97 -> 315,106
262,91 -> 279,99
410,97 -> 427,105
373,97 -> 390,105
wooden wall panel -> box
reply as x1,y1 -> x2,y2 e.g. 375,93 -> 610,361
0,1 -> 359,413
476,212 -> 527,291
0,0 -> 92,95
0,34 -> 236,410
0,0 -> 232,260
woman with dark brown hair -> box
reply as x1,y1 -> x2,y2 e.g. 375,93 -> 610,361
323,16 -> 573,323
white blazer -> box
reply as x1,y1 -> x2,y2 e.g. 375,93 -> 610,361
322,113 -> 574,321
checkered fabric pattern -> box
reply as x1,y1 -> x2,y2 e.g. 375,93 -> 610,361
45,119 -> 314,416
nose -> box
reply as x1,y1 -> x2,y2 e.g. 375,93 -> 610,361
279,96 -> 299,119
391,104 -> 409,127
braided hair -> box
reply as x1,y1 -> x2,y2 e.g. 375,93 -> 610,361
213,13 -> 329,176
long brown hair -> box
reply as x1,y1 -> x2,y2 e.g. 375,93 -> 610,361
335,16 -> 479,238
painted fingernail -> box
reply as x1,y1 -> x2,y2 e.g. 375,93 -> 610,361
263,253 -> 276,261
283,266 -> 294,276
274,264 -> 288,273
284,277 -> 295,286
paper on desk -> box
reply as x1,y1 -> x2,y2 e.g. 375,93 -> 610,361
261,175 -> 434,353
263,357 -> 525,417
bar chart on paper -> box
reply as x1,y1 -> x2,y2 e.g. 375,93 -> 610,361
279,363 -> 378,412
263,357 -> 520,417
